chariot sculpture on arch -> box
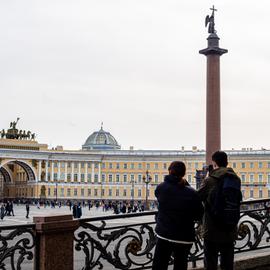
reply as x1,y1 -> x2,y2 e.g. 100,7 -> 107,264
0,118 -> 37,140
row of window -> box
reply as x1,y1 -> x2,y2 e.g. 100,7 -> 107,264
232,161 -> 270,169
16,188 -> 34,197
48,162 -> 99,169
242,189 -> 269,198
46,187 -> 269,199
47,187 -> 148,197
46,173 -> 165,183
47,162 -> 204,170
240,173 -> 270,183
47,161 -> 270,170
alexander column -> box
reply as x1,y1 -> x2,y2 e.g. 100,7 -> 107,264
199,6 -> 228,165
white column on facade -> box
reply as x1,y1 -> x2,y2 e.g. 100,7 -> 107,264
91,163 -> 95,183
71,162 -> 74,182
78,162 -> 81,183
51,161 -> 54,182
45,161 -> 48,182
58,161 -> 61,181
38,161 -> 42,182
64,162 -> 68,182
84,163 -> 87,183
98,162 -> 101,183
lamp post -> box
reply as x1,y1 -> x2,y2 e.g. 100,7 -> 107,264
143,170 -> 152,211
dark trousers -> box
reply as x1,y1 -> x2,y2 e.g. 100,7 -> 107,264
204,240 -> 234,270
152,238 -> 192,270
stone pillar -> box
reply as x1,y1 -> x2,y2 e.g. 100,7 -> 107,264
199,33 -> 228,165
64,162 -> 68,182
57,162 -> 60,181
78,162 -> 81,183
71,162 -> 74,182
98,163 -> 101,183
34,215 -> 79,270
45,161 -> 48,182
84,164 -> 87,183
38,161 -> 42,182
91,163 -> 95,183
51,161 -> 54,182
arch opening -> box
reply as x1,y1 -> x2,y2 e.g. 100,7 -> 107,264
0,160 -> 36,199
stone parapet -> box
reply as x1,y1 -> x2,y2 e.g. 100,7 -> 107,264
34,215 -> 79,270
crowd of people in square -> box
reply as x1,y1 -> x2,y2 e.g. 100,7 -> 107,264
0,195 -> 157,221
0,201 -> 15,220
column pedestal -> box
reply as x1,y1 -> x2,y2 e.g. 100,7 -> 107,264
34,215 -> 79,270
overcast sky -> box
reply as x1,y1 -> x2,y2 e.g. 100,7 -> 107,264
0,1 -> 269,151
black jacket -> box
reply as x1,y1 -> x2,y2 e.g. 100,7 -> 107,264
155,175 -> 204,242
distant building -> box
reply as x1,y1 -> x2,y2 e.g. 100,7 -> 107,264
0,122 -> 269,202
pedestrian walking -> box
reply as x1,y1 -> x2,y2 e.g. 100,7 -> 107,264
198,151 -> 242,270
10,201 -> 15,216
0,204 -> 5,221
26,202 -> 30,218
5,201 -> 11,216
77,202 -> 82,218
69,201 -> 72,211
152,161 -> 204,270
73,202 -> 79,218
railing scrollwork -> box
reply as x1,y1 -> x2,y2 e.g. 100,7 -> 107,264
74,199 -> 270,269
75,215 -> 156,270
0,224 -> 36,270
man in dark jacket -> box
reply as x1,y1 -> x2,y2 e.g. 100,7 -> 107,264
25,202 -> 30,219
198,151 -> 242,270
153,161 -> 204,270
72,202 -> 78,218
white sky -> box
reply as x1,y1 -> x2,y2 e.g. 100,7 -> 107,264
0,1 -> 269,151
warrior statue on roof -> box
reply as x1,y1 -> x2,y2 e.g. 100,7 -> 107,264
10,117 -> 20,129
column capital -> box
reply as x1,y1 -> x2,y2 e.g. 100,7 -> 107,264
199,33 -> 228,56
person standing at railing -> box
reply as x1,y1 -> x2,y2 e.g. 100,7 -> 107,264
197,151 -> 242,270
152,161 -> 204,270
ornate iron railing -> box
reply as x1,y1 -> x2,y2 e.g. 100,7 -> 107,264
74,199 -> 270,269
0,223 -> 36,270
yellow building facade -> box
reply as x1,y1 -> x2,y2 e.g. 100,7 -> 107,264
0,123 -> 270,202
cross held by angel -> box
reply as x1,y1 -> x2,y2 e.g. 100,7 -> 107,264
205,5 -> 217,34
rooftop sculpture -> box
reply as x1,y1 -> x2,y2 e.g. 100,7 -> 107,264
0,118 -> 36,140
